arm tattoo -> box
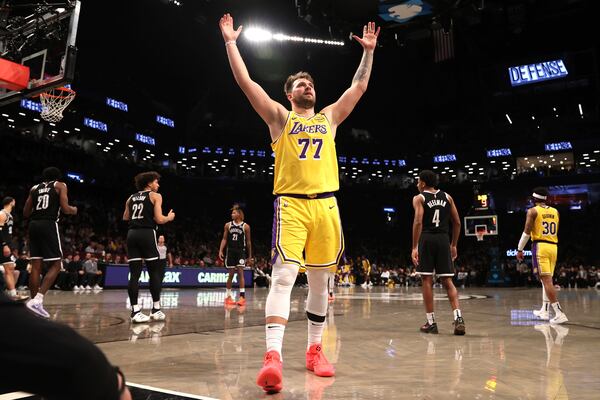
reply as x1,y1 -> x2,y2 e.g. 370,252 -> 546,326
352,51 -> 373,84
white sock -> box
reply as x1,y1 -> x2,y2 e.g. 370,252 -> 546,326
266,323 -> 285,359
240,288 -> 245,296
7,289 -> 16,296
542,282 -> 549,303
34,293 -> 44,303
426,312 -> 435,325
453,309 -> 462,320
132,304 -> 141,313
226,288 -> 232,298
307,320 -> 325,348
153,301 -> 160,310
551,302 -> 564,315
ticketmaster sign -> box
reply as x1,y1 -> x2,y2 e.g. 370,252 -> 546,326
508,60 -> 568,87
104,265 -> 253,288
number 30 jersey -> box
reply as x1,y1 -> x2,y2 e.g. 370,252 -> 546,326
128,191 -> 156,230
30,181 -> 60,221
531,205 -> 559,244
271,111 -> 339,195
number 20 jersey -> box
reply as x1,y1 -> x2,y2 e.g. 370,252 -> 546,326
30,181 -> 60,221
271,111 -> 339,195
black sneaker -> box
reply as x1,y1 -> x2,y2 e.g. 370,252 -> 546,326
453,317 -> 466,335
420,322 -> 438,334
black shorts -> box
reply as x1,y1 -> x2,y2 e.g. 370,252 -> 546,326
225,250 -> 246,268
29,219 -> 63,262
417,233 -> 454,277
1,245 -> 16,265
127,229 -> 159,262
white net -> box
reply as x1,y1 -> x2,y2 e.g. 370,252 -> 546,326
39,87 -> 76,123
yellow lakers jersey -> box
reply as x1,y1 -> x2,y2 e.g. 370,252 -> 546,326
531,205 -> 559,243
271,112 -> 339,195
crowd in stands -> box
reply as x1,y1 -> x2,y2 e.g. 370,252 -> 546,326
1,128 -> 599,293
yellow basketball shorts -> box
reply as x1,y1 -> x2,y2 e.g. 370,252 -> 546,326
271,194 -> 345,270
532,242 -> 557,276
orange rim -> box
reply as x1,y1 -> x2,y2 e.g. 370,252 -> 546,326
36,87 -> 76,98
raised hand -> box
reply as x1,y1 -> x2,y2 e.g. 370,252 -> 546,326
219,13 -> 243,42
352,21 -> 380,51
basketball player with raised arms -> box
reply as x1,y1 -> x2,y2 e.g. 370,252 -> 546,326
411,170 -> 465,335
219,204 -> 253,306
219,13 -> 379,393
516,187 -> 568,324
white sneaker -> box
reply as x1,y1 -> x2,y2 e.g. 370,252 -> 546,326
26,300 -> 50,318
93,285 -> 103,290
150,309 -> 166,321
361,283 -> 367,289
550,313 -> 568,324
131,311 -> 151,323
73,285 -> 80,290
533,310 -> 550,320
85,285 -> 92,290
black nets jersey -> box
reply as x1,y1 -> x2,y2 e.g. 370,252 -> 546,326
30,181 -> 60,221
227,221 -> 246,253
0,210 -> 13,245
421,190 -> 450,234
127,191 -> 156,230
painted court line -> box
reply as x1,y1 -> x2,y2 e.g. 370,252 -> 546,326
127,382 -> 220,400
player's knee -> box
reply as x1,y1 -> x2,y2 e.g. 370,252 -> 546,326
271,264 -> 297,292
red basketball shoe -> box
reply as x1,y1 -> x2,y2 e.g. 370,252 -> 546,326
306,344 -> 335,377
256,350 -> 283,393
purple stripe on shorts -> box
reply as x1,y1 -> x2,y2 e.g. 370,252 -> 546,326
532,242 -> 539,277
271,197 -> 280,265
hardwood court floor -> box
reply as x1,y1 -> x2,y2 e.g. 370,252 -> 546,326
16,286 -> 600,399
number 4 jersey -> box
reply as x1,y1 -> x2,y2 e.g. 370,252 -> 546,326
127,191 -> 156,230
531,205 -> 559,244
421,190 -> 450,234
271,111 -> 339,195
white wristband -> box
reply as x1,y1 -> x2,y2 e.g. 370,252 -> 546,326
225,40 -> 236,46
517,232 -> 530,251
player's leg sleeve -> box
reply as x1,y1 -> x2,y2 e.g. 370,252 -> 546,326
265,257 -> 299,320
306,268 -> 329,317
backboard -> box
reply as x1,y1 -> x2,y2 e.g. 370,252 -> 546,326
464,215 -> 498,238
0,1 -> 80,106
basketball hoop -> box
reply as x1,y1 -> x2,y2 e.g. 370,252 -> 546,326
475,226 -> 487,242
39,86 -> 76,123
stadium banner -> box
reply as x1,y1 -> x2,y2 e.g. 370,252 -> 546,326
104,264 -> 253,288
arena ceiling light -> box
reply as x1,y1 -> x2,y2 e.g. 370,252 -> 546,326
244,27 -> 344,46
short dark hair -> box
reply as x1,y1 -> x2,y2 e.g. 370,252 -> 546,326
532,187 -> 549,201
134,171 -> 161,190
284,71 -> 314,94
2,196 -> 14,207
418,170 -> 438,187
42,167 -> 62,181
